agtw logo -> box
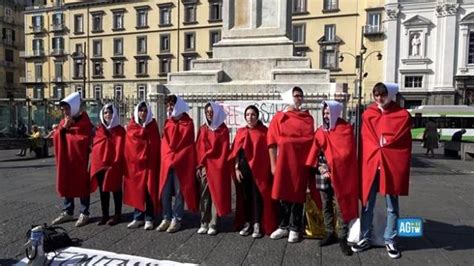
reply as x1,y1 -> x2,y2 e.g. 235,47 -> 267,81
397,217 -> 423,237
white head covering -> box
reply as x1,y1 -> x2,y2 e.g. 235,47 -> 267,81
207,102 -> 227,131
377,82 -> 399,106
170,96 -> 190,118
100,103 -> 120,130
133,101 -> 153,127
281,87 -> 304,110
322,100 -> 343,130
60,92 -> 81,117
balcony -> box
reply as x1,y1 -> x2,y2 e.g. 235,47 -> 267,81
31,25 -> 45,33
20,76 -> 44,84
2,39 -> 14,46
52,76 -> 65,83
364,25 -> 384,36
50,48 -> 67,56
51,23 -> 66,32
20,50 -> 46,58
0,60 -> 15,68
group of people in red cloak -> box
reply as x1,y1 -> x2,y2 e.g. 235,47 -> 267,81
51,81 -> 411,260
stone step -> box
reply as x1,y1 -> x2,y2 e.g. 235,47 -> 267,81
191,59 -> 222,71
274,58 -> 311,69
271,69 -> 329,82
168,70 -> 224,84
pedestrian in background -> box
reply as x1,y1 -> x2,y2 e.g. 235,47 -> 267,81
422,119 -> 439,158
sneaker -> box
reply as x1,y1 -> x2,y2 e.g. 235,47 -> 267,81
207,226 -> 217,235
166,219 -> 181,233
239,222 -> 251,236
156,219 -> 171,232
127,220 -> 144,229
386,243 -> 401,259
319,233 -> 337,247
270,228 -> 289,240
144,221 -> 154,230
351,238 -> 371,253
51,212 -> 74,225
75,213 -> 89,227
252,223 -> 262,238
339,239 -> 353,256
288,230 -> 299,243
197,225 -> 208,234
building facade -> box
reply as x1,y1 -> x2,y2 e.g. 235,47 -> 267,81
0,0 -> 26,99
385,0 -> 474,108
22,0 -> 385,108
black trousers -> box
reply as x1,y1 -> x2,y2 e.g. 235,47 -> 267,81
278,201 -> 303,232
96,171 -> 123,218
239,160 -> 263,224
320,183 -> 348,239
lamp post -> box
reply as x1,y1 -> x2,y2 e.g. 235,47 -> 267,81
339,26 -> 383,158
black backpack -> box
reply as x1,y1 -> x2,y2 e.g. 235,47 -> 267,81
25,224 -> 74,258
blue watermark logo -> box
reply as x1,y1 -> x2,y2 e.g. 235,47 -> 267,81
397,217 -> 423,237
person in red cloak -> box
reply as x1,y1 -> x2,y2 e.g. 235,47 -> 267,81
268,86 -> 315,243
305,100 -> 358,256
229,105 -> 278,238
156,95 -> 198,234
351,82 -> 412,260
90,103 -> 125,226
124,101 -> 161,230
196,102 -> 231,235
51,92 -> 93,227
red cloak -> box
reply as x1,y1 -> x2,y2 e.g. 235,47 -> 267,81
229,124 -> 278,235
306,119 -> 359,223
90,125 -> 126,193
159,113 -> 199,212
123,118 -> 161,213
54,112 -> 93,198
361,102 -> 412,206
267,111 -> 315,204
196,123 -> 231,216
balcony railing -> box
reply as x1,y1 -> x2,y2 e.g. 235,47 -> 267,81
20,50 -> 45,58
51,23 -> 66,31
52,76 -> 65,83
31,25 -> 45,33
51,48 -> 66,56
364,24 -> 384,35
0,60 -> 15,68
3,39 -> 14,46
20,76 -> 44,83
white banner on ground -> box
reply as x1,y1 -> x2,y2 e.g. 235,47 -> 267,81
17,246 -> 197,266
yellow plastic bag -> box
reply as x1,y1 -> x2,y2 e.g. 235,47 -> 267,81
304,193 -> 326,239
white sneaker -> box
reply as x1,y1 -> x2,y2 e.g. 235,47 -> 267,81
156,219 -> 171,232
270,228 -> 289,240
52,212 -> 74,225
207,226 -> 217,235
197,225 -> 208,234
252,223 -> 262,238
166,219 -> 181,233
127,220 -> 144,229
288,230 -> 299,243
239,222 -> 251,236
144,221 -> 154,230
75,214 -> 89,227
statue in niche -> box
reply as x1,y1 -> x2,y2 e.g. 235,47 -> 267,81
411,33 -> 422,56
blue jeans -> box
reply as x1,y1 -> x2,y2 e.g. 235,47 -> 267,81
161,169 -> 184,221
133,191 -> 154,222
63,197 -> 90,216
360,171 -> 399,245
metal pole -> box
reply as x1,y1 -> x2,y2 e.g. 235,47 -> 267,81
356,26 -> 366,159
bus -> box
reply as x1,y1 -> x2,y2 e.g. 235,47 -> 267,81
408,105 -> 474,142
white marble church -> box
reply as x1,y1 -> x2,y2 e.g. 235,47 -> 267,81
384,0 -> 474,107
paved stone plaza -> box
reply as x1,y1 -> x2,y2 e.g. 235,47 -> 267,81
0,143 -> 473,265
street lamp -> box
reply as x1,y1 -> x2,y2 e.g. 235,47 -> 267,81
339,26 -> 383,158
